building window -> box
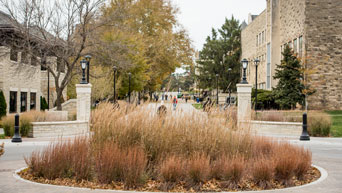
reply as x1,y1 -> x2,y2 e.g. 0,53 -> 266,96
9,91 -> 17,113
57,57 -> 65,73
21,50 -> 28,64
259,33 -> 262,46
267,43 -> 271,89
10,48 -> 18,61
288,41 -> 293,49
280,45 -> 283,60
299,36 -> 303,58
256,35 -> 258,47
31,56 -> 38,66
20,92 -> 27,112
293,38 -> 298,54
30,93 -> 36,110
262,31 -> 265,43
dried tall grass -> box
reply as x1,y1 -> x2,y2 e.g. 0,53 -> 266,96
25,137 -> 92,180
2,110 -> 68,136
91,103 -> 250,163
25,103 -> 313,190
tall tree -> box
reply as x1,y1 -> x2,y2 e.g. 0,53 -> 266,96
197,16 -> 241,92
273,45 -> 305,109
89,0 -> 193,100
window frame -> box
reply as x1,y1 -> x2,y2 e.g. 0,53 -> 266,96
30,92 -> 36,110
20,92 -> 27,112
9,91 -> 17,113
10,48 -> 18,61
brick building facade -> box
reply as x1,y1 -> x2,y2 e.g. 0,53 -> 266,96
241,0 -> 342,109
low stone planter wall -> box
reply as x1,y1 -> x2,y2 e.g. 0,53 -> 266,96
31,121 -> 89,138
250,120 -> 302,136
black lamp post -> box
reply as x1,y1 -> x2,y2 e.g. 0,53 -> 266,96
254,59 -> 260,111
11,114 -> 22,143
113,66 -> 117,103
85,55 -> 92,83
216,74 -> 219,105
80,59 -> 87,84
128,72 -> 131,103
300,113 -> 310,141
241,59 -> 249,84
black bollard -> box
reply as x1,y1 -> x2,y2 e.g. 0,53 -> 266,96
300,113 -> 310,141
11,114 -> 22,143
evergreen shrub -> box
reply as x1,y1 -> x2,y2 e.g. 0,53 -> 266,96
0,90 -> 7,118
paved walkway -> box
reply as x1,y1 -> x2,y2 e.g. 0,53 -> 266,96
0,103 -> 341,193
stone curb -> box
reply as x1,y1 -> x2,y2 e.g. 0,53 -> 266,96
13,164 -> 328,193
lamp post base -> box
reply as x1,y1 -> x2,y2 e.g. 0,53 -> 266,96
300,135 -> 310,141
11,137 -> 22,143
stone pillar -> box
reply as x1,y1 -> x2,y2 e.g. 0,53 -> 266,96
76,84 -> 92,122
237,84 -> 252,128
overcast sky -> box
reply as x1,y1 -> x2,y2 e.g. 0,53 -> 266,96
172,0 -> 266,51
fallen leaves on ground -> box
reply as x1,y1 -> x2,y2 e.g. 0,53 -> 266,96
19,167 -> 320,192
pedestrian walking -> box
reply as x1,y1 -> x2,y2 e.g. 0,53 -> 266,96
172,96 -> 178,110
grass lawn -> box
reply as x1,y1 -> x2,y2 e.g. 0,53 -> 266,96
326,110 -> 342,137
192,103 -> 203,110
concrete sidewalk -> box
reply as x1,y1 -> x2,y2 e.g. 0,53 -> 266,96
0,103 -> 341,193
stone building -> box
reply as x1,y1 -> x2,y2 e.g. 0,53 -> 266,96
241,0 -> 342,109
0,11 -> 66,114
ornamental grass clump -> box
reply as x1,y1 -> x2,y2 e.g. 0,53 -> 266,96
251,156 -> 274,188
24,103 -> 315,191
159,155 -> 187,183
294,148 -> 312,180
25,137 -> 92,181
2,110 -> 68,137
273,143 -> 298,185
308,112 -> 331,137
186,153 -> 210,184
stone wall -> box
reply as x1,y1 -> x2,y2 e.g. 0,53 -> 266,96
51,99 -> 77,120
31,121 -> 89,138
305,0 -> 342,109
242,0 -> 342,110
250,120 -> 302,136
241,10 -> 268,89
271,0 -> 306,88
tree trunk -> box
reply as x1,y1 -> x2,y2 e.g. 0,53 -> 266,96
56,89 -> 63,111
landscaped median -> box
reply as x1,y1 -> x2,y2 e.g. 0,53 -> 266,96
17,103 -> 320,192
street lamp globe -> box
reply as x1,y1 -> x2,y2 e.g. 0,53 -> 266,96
242,58 -> 248,69
254,58 -> 260,66
241,58 -> 249,84
81,59 -> 87,69
80,59 -> 87,84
